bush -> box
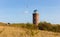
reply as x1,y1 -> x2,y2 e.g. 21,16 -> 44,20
38,22 -> 60,32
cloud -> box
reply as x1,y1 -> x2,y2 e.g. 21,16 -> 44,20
24,11 -> 29,14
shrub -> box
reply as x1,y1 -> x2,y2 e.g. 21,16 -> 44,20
38,22 -> 60,32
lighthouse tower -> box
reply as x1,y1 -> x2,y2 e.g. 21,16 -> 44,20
33,10 -> 39,26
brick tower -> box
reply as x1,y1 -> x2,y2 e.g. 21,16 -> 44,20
33,10 -> 39,26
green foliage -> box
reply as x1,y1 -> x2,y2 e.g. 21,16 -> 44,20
8,23 -> 37,30
38,22 -> 52,30
38,22 -> 60,32
1,22 -> 60,33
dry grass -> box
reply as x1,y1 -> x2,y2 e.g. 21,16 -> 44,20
0,26 -> 60,37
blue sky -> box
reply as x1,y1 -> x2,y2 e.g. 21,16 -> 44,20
0,0 -> 60,24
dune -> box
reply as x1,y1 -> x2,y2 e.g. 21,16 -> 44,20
0,26 -> 60,37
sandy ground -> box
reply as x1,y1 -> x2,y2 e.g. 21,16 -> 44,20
0,26 -> 60,37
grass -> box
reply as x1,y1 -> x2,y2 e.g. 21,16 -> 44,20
0,22 -> 60,37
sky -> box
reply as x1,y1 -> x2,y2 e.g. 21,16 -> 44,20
0,0 -> 60,24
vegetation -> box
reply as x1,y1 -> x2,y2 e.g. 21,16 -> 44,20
38,21 -> 60,32
0,22 -> 60,37
7,23 -> 37,30
0,22 -> 60,33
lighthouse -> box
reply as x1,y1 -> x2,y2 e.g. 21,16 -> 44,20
33,10 -> 39,26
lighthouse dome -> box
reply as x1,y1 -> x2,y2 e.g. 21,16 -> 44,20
34,9 -> 38,13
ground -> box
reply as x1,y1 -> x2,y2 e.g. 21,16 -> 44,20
0,26 -> 60,37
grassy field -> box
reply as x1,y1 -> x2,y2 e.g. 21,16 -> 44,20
0,26 -> 60,37
0,22 -> 60,37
